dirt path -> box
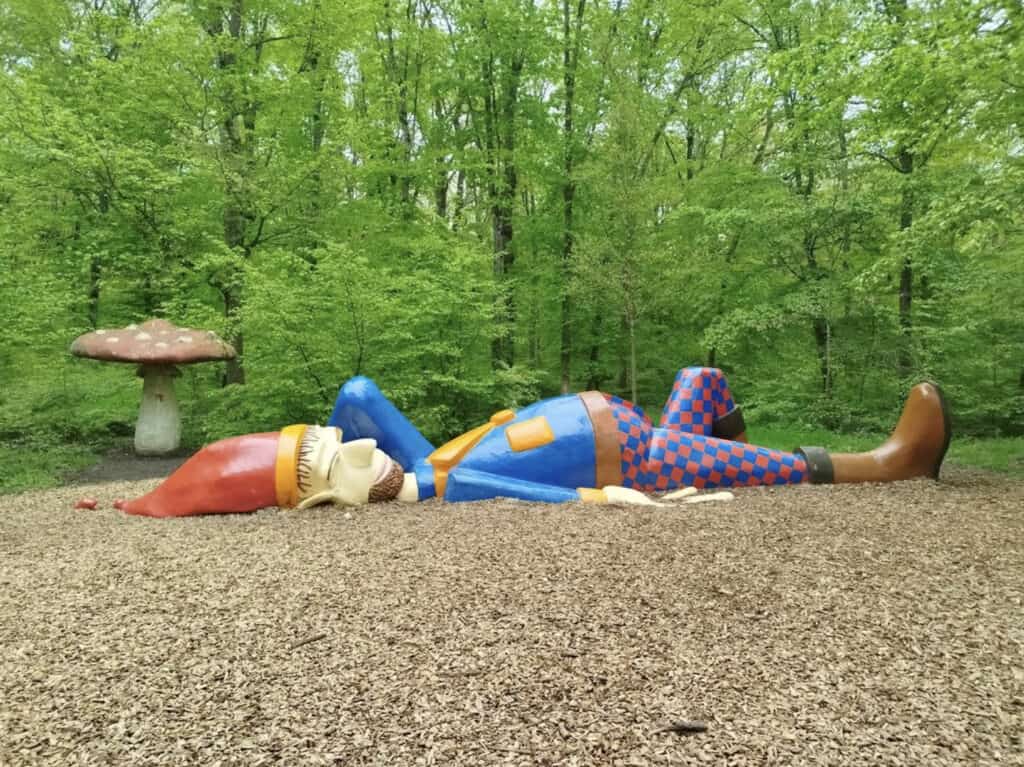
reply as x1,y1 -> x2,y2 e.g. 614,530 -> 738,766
69,451 -> 188,484
2,469 -> 1022,765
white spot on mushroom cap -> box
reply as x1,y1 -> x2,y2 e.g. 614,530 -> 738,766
106,337 -> 119,343
176,336 -> 193,343
155,341 -> 168,349
96,329 -> 107,335
127,324 -> 138,330
135,332 -> 152,341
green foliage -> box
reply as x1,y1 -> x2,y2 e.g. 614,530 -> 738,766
947,436 -> 1024,478
753,422 -> 1024,480
0,0 -> 1021,492
0,443 -> 98,495
748,423 -> 884,456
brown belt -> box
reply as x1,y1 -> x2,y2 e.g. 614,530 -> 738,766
578,391 -> 623,489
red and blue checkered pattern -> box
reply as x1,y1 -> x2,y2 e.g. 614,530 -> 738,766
604,376 -> 807,492
660,366 -> 738,434
645,429 -> 806,491
605,394 -> 654,490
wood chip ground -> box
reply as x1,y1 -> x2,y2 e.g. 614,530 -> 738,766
2,468 -> 1022,765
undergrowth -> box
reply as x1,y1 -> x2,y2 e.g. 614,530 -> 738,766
2,422 -> 1020,495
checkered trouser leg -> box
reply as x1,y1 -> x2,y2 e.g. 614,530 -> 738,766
645,428 -> 807,492
659,367 -> 739,434
605,394 -> 654,490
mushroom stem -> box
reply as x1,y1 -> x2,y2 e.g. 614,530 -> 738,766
135,364 -> 181,456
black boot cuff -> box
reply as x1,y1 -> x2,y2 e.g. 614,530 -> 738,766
795,446 -> 834,484
712,407 -> 747,441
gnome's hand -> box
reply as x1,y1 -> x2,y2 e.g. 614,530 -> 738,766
602,486 -> 664,506
662,486 -> 698,500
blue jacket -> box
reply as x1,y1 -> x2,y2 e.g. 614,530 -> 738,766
327,377 -> 622,503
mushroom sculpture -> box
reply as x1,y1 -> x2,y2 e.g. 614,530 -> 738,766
71,319 -> 236,456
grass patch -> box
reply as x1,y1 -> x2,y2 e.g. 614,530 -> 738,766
0,442 -> 101,495
0,422 -> 1020,496
752,424 -> 882,455
753,422 -> 1024,478
946,436 -> 1024,478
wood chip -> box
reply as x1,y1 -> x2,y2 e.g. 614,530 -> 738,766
1,466 -> 1020,765
653,720 -> 708,735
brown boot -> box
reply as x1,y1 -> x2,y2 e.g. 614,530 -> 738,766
796,382 -> 952,484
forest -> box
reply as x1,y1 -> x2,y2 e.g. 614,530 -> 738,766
1,0 -> 1021,489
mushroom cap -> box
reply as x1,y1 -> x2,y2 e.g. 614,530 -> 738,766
70,319 -> 236,365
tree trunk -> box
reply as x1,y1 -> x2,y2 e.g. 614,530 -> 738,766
617,313 -> 628,391
491,206 -> 515,367
222,287 -> 245,385
706,234 -> 740,369
452,169 -> 466,232
79,214 -> 100,329
585,312 -> 603,390
210,0 -> 249,385
433,99 -> 449,220
802,227 -> 833,397
559,192 -> 573,393
86,192 -> 111,328
527,301 -> 541,369
303,3 -> 326,252
897,147 -> 914,379
560,0 -> 585,393
837,122 -> 851,268
141,275 -> 157,317
378,0 -> 419,217
627,307 -> 638,404
87,257 -> 101,329
434,161 -> 449,219
484,50 -> 522,370
812,316 -> 833,396
685,119 -> 695,181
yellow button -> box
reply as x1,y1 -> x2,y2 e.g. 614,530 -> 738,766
490,409 -> 515,425
505,416 -> 555,452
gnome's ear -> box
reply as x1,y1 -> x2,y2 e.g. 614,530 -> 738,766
296,490 -> 342,510
340,438 -> 376,468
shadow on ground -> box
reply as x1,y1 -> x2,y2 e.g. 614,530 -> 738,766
69,450 -> 189,484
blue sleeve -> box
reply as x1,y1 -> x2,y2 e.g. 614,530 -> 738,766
445,467 -> 581,503
413,459 -> 437,501
327,376 -> 436,471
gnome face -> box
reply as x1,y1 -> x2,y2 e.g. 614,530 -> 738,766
296,430 -> 397,509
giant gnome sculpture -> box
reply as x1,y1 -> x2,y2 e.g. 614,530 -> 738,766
116,367 -> 951,517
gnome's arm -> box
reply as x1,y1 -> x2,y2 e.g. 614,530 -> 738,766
327,377 -> 436,470
442,468 -> 590,503
442,468 -> 664,505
